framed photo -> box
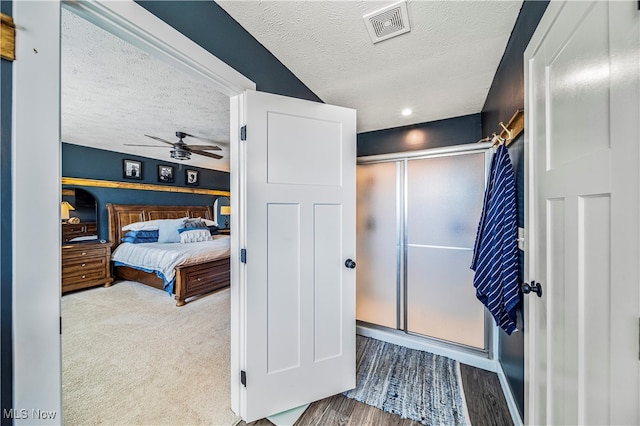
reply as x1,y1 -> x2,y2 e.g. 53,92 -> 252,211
157,164 -> 174,183
123,159 -> 143,180
185,169 -> 199,186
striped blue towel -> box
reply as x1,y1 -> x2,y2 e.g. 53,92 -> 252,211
471,144 -> 520,335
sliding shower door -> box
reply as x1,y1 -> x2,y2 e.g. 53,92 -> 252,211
356,161 -> 400,329
405,152 -> 486,349
356,144 -> 491,352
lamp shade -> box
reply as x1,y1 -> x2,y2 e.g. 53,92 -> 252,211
61,201 -> 75,220
220,206 -> 231,216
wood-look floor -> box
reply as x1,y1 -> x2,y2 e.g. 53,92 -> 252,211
240,363 -> 513,426
459,364 -> 513,426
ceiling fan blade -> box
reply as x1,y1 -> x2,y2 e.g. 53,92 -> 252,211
144,134 -> 175,145
184,133 -> 229,145
191,150 -> 223,160
185,144 -> 222,151
124,144 -> 168,147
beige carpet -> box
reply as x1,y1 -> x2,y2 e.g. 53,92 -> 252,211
62,281 -> 240,425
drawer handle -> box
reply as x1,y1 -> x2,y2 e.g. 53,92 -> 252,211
82,252 -> 87,256
81,263 -> 86,267
197,278 -> 202,281
82,275 -> 86,279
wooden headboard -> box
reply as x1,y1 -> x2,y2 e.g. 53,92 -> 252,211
107,203 -> 214,247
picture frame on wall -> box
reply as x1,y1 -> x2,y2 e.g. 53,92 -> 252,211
186,169 -> 199,186
123,159 -> 143,180
158,164 -> 174,183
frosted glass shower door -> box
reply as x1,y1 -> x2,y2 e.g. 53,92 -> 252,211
356,162 -> 399,328
406,153 -> 486,349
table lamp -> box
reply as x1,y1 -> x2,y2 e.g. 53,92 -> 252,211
220,205 -> 231,228
61,201 -> 75,223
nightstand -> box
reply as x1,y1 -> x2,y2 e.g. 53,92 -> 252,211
62,222 -> 97,243
61,241 -> 113,293
218,229 -> 231,235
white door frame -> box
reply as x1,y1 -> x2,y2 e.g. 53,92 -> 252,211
12,1 -> 254,422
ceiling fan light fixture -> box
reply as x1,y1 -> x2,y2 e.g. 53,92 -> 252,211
170,149 -> 191,161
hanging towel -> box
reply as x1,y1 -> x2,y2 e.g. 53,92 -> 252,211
471,144 -> 520,335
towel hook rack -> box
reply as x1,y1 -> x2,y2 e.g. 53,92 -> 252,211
476,109 -> 525,147
499,122 -> 512,140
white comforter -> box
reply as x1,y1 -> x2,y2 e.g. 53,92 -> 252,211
111,235 -> 230,282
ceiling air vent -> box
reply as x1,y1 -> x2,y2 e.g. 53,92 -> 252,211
363,1 -> 411,44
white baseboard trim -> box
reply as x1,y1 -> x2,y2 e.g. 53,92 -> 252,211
356,324 -> 498,372
496,364 -> 523,426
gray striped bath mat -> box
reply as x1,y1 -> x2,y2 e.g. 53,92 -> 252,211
343,335 -> 470,425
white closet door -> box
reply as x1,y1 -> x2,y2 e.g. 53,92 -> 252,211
406,152 -> 487,349
356,161 -> 400,328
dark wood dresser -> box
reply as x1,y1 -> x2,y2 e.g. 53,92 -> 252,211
62,222 -> 97,243
61,241 -> 113,293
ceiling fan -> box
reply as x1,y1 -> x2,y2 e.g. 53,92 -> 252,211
124,131 -> 224,161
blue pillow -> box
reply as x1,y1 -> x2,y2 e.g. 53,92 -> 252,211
157,218 -> 186,243
179,226 -> 219,234
121,230 -> 159,244
122,236 -> 156,244
125,230 -> 159,239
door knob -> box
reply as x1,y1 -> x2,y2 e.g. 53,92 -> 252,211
345,259 -> 356,269
522,281 -> 543,297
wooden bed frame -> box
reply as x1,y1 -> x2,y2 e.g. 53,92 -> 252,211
107,203 -> 230,306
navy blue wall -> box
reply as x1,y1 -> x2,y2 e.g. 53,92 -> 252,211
481,0 -> 549,419
62,143 -> 230,239
136,1 -> 321,103
1,0 -> 13,423
357,113 -> 482,156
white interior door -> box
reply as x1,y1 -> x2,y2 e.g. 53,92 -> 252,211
233,90 -> 356,422
525,1 -> 640,424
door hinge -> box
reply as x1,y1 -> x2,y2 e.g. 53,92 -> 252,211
240,125 -> 247,141
1,14 -> 16,61
60,316 -> 62,335
240,248 -> 247,264
241,370 -> 247,387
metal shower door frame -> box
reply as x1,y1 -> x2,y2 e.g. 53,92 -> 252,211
358,141 -> 494,357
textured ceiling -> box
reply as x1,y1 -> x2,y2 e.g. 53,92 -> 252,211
61,9 -> 231,172
217,0 -> 523,133
62,1 -> 523,172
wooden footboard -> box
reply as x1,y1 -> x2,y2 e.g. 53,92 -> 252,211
113,256 -> 231,306
175,256 -> 230,306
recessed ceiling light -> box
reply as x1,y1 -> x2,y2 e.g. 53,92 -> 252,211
401,108 -> 413,116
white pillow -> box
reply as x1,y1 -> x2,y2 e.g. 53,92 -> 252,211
157,218 -> 187,243
180,229 -> 213,243
122,219 -> 162,231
